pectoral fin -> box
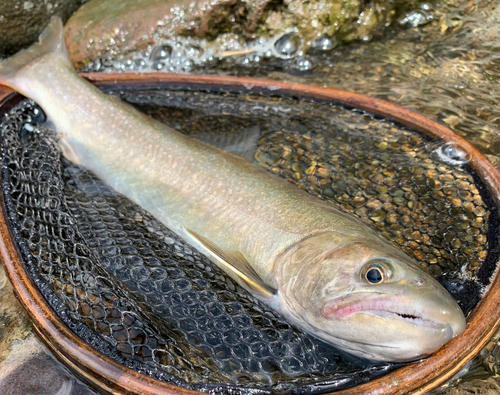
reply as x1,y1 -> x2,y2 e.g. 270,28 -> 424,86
185,227 -> 277,299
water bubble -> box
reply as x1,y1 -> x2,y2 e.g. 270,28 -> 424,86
134,59 -> 146,69
171,58 -> 182,68
85,61 -> 94,72
102,57 -> 114,68
150,45 -> 172,62
313,36 -> 334,51
91,59 -> 102,72
173,50 -> 184,59
152,61 -> 164,70
295,57 -> 313,71
398,10 -> 433,27
185,44 -> 202,58
433,142 -> 471,165
264,49 -> 273,58
123,59 -> 134,70
182,59 -> 193,71
113,61 -> 125,71
274,33 -> 301,58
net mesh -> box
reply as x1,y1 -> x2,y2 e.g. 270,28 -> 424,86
0,87 -> 497,394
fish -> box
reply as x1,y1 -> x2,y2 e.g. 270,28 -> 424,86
0,17 -> 465,362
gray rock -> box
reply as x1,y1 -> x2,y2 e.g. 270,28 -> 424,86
0,336 -> 97,395
0,0 -> 88,56
0,265 -> 96,395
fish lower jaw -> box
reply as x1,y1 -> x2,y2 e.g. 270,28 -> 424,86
363,309 -> 451,331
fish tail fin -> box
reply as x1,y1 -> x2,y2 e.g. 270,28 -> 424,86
0,16 -> 71,91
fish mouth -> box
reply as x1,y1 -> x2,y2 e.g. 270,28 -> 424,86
362,309 -> 449,330
322,295 -> 451,330
320,291 -> 464,361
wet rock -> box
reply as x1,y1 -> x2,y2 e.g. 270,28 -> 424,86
0,264 -> 32,364
0,336 -> 97,395
64,0 -> 429,69
0,0 -> 87,56
0,265 -> 96,394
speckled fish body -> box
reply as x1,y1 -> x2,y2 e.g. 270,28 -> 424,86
0,18 -> 466,362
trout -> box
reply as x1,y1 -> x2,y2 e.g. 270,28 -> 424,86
0,17 -> 465,362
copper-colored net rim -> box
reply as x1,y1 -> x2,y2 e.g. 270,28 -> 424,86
0,73 -> 498,395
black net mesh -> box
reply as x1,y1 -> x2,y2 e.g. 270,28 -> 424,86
0,87 -> 498,394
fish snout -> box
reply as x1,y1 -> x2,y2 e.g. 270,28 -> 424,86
398,266 -> 466,338
319,291 -> 464,362
409,281 -> 466,338
448,303 -> 466,338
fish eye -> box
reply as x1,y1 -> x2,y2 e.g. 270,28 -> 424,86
366,267 -> 383,284
361,260 -> 392,284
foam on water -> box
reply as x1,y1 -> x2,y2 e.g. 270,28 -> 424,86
82,28 -> 325,74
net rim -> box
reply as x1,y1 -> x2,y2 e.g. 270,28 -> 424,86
0,73 -> 498,395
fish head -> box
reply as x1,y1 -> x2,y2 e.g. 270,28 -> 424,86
276,232 -> 466,362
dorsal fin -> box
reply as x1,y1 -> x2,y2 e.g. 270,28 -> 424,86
185,227 -> 277,299
190,125 -> 260,161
